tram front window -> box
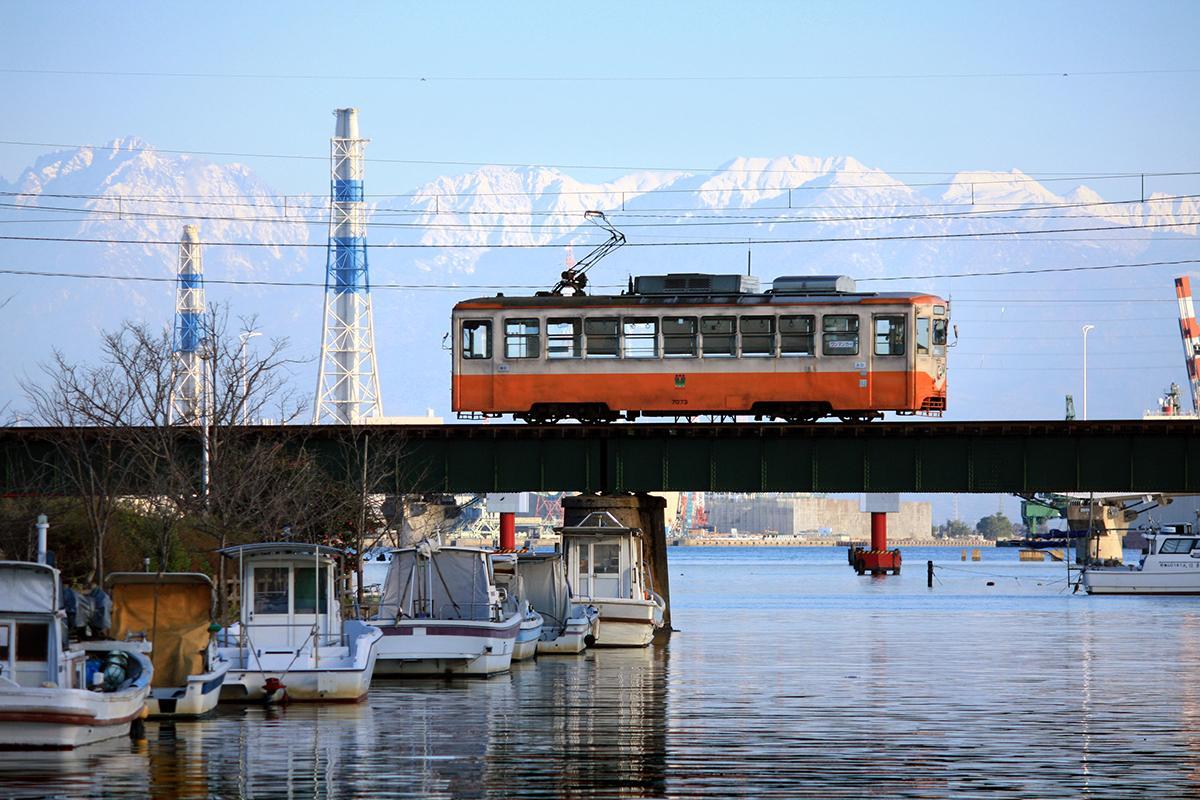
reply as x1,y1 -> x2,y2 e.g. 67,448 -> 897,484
461,320 -> 492,360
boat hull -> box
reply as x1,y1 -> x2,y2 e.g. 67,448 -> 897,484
588,597 -> 663,648
0,650 -> 153,749
146,661 -> 230,717
512,613 -> 544,662
216,625 -> 381,703
537,607 -> 600,654
370,614 -> 520,677
1083,568 -> 1200,595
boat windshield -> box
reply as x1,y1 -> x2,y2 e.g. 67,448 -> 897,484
1157,537 -> 1199,555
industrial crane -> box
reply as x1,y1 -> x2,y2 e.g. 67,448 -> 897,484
549,211 -> 626,296
1175,276 -> 1200,413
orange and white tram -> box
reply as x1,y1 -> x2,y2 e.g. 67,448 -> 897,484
451,274 -> 949,423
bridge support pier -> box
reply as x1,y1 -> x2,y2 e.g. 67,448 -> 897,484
562,493 -> 671,635
849,496 -> 902,575
499,512 -> 516,550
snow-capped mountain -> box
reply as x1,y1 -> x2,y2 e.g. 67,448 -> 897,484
1,139 -> 1196,422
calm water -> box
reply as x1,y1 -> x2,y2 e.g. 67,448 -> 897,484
3,547 -> 1199,799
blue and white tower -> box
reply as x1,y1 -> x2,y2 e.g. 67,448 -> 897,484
169,224 -> 205,424
314,107 -> 383,423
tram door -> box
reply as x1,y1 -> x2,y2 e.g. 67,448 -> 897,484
459,318 -> 494,409
872,313 -> 910,408
913,311 -> 933,407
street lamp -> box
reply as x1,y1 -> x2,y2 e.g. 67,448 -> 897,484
1081,324 -> 1095,420
238,331 -> 262,425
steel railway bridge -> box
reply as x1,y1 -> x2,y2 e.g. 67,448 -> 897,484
2,419 -> 1197,495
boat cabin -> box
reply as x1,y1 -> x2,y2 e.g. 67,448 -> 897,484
378,544 -> 501,622
1143,524 -> 1198,558
0,561 -> 82,689
219,544 -> 344,651
560,512 -> 651,602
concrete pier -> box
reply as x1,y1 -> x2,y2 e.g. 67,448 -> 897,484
563,493 -> 672,634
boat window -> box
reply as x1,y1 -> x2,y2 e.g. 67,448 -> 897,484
780,315 -> 815,356
740,316 -> 775,356
15,622 -> 48,661
1158,537 -> 1198,554
547,318 -> 581,359
593,543 -> 621,574
0,623 -> 9,662
585,318 -> 619,358
623,318 -> 659,358
933,318 -> 948,347
504,318 -> 540,359
662,317 -> 698,357
822,315 -> 860,356
917,317 -> 930,355
294,566 -> 329,614
254,567 -> 290,614
461,320 -> 491,360
578,549 -> 590,575
874,315 -> 906,356
701,317 -> 735,357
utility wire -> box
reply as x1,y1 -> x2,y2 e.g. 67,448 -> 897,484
1,219 -> 1196,249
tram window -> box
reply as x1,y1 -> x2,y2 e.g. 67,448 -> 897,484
1158,538 -> 1198,554
701,317 -> 735,357
874,316 -> 906,356
461,320 -> 491,360
623,318 -> 659,358
917,317 -> 930,355
780,315 -> 815,356
663,317 -> 697,357
740,316 -> 775,356
932,318 -> 948,347
547,319 -> 581,358
822,315 -> 860,356
504,319 -> 540,359
585,318 -> 619,358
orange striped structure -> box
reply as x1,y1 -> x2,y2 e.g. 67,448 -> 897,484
1176,277 -> 1200,414
451,287 -> 950,423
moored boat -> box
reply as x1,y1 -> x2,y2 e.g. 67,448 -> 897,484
559,512 -> 665,647
369,542 -> 521,677
518,552 -> 599,654
489,553 -> 544,662
0,561 -> 152,749
1082,524 -> 1200,595
107,572 -> 230,718
215,543 -> 382,703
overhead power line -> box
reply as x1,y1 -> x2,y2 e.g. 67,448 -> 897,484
2,257 -> 1197,290
4,66 -> 1199,82
0,219 -> 1196,250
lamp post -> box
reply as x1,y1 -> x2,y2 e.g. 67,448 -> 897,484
1082,324 -> 1095,421
238,331 -> 261,425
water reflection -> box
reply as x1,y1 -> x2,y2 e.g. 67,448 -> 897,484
4,548 -> 1200,798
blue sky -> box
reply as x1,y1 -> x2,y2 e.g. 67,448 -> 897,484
3,1 -> 1199,192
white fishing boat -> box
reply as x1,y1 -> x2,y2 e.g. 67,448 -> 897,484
1082,524 -> 1200,595
370,542 -> 522,677
560,512 -> 665,647
518,552 -> 599,654
107,572 -> 230,717
489,553 -> 544,662
0,561 -> 153,749
215,543 -> 381,703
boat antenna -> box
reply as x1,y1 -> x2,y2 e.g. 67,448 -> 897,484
551,211 -> 625,296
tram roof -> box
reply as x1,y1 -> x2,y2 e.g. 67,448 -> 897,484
454,291 -> 946,311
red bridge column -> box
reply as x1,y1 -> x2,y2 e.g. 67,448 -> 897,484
849,495 -> 902,575
499,511 -> 516,550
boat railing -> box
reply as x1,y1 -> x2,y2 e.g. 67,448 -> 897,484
219,622 -> 348,652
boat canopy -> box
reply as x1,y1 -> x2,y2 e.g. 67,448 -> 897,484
0,561 -> 60,614
217,543 -> 344,561
380,546 -> 492,621
519,554 -> 571,630
107,573 -> 214,688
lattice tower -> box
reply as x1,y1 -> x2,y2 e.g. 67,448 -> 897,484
314,108 -> 383,423
169,224 -> 205,424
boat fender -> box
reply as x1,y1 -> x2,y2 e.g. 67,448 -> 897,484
102,650 -> 130,691
262,676 -> 287,704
